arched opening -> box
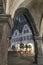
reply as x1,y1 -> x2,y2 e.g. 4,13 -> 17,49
8,8 -> 38,65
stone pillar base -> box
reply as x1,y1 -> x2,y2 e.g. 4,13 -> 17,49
38,55 -> 43,64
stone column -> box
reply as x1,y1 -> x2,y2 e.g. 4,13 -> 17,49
37,15 -> 43,64
0,14 -> 11,65
0,23 -> 3,65
35,35 -> 43,64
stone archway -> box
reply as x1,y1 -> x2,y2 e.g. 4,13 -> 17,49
8,7 -> 39,64
14,7 -> 38,61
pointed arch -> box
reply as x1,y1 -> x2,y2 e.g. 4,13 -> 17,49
13,7 -> 38,63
